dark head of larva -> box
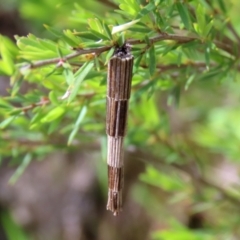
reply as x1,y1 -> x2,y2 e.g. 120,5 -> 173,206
114,43 -> 132,58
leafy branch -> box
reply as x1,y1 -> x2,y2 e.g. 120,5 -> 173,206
11,91 -> 96,114
133,142 -> 240,207
19,33 -> 197,70
22,45 -> 112,69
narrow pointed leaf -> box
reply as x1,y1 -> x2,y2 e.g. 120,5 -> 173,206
185,74 -> 196,90
105,48 -> 115,65
217,0 -> 226,13
63,63 -> 75,85
88,18 -> 103,33
49,91 -> 59,105
102,22 -> 112,40
68,105 -> 87,145
176,3 -> 192,30
68,61 -> 94,103
168,85 -> 181,106
90,30 -> 109,40
137,2 -> 156,18
9,153 -> 32,184
0,116 -> 16,129
149,45 -> 156,76
40,107 -> 65,123
68,62 -> 94,103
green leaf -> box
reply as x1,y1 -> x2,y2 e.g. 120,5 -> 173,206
0,99 -> 13,109
47,115 -> 63,134
217,0 -> 226,13
68,61 -> 94,103
203,20 -> 213,37
0,35 -> 17,75
177,51 -> 182,66
205,43 -> 211,68
0,35 -> 18,55
105,47 -> 115,65
56,46 -> 64,58
88,18 -> 103,33
0,61 -> 12,75
133,80 -> 157,101
68,105 -> 87,145
176,2 -> 192,30
134,54 -> 143,72
16,35 -> 70,60
152,229 -> 210,240
63,29 -> 82,46
94,54 -> 101,71
195,4 -> 206,35
9,153 -> 32,184
16,34 -> 40,49
30,111 -> 43,129
63,63 -> 75,85
102,22 -> 112,40
198,69 -> 222,81
40,107 -> 65,123
144,35 -> 150,46
90,29 -> 109,41
119,0 -> 140,16
167,85 -> 181,106
184,74 -> 196,91
44,25 -> 77,46
74,31 -> 100,41
72,3 -> 96,22
129,27 -> 150,33
9,109 -> 22,116
117,32 -> 125,46
156,12 -> 165,29
44,66 -> 58,78
140,166 -> 184,191
0,116 -> 16,129
1,210 -> 29,240
49,91 -> 59,105
149,45 -> 156,76
39,39 -> 58,52
136,2 -> 156,18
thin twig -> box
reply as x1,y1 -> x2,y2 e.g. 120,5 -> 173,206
140,62 -> 215,71
155,135 -> 240,206
16,92 -> 95,113
130,146 -> 240,206
21,34 -> 197,70
204,0 -> 239,54
20,98 -> 50,112
128,33 -> 197,45
171,162 -> 240,205
24,45 -> 111,69
21,32 -> 236,71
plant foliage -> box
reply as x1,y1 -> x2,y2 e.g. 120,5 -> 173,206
1,0 -> 240,239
